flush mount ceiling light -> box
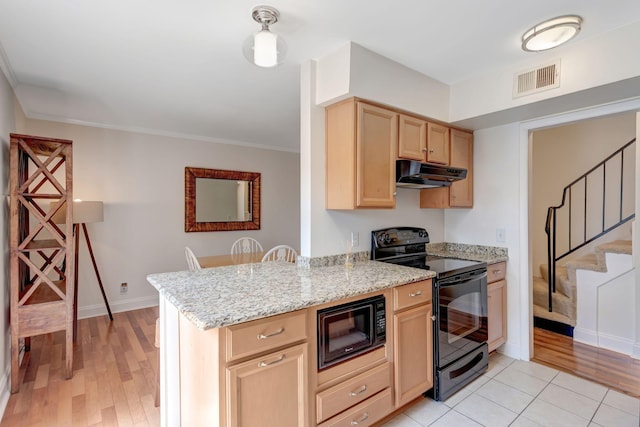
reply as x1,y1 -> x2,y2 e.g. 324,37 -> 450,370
522,15 -> 583,52
242,5 -> 287,68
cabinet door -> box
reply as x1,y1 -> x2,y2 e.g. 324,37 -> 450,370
449,129 -> 473,207
426,122 -> 449,165
394,304 -> 433,407
356,102 -> 397,208
226,343 -> 308,427
398,114 -> 427,161
488,280 -> 507,352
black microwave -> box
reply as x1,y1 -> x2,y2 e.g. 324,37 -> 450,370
317,294 -> 386,370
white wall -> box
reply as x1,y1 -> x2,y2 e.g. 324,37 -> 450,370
531,113 -> 636,273
450,21 -> 640,124
316,43 -> 450,121
0,69 -> 16,417
18,119 -> 300,317
445,124 -> 523,358
303,57 -> 447,258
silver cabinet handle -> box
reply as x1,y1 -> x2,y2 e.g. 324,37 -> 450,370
349,385 -> 367,397
258,354 -> 285,367
409,290 -> 422,297
351,413 -> 369,425
492,270 -> 503,275
431,315 -> 436,321
421,148 -> 427,152
257,327 -> 284,339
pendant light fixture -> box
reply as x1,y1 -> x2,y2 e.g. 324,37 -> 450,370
243,6 -> 287,68
522,15 -> 583,52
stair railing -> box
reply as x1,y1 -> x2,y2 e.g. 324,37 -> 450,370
544,138 -> 636,312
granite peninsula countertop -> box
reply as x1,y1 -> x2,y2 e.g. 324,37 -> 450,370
147,260 -> 434,330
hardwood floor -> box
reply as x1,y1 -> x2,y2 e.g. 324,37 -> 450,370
0,307 -> 160,427
533,326 -> 640,398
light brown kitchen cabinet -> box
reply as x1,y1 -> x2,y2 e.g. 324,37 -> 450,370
426,122 -> 450,164
392,280 -> 433,407
487,262 -> 507,352
178,309 -> 309,427
398,114 -> 427,161
226,343 -> 308,427
326,98 -> 397,209
420,129 -> 474,208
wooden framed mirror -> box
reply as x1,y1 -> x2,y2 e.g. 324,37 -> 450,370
185,167 -> 261,232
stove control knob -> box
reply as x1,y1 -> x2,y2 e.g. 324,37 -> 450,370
383,233 -> 391,244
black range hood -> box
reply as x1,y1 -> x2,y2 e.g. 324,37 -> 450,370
396,160 -> 467,189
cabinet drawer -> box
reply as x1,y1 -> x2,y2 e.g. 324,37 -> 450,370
316,362 -> 391,423
394,280 -> 432,311
225,310 -> 307,362
488,262 -> 506,283
318,388 -> 393,427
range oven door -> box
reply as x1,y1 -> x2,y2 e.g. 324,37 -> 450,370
434,270 -> 488,368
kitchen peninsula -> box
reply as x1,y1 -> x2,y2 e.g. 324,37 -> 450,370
147,245 -> 507,427
147,255 -> 433,427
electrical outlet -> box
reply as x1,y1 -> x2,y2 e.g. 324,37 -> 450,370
120,282 -> 128,294
496,228 -> 506,243
351,231 -> 359,248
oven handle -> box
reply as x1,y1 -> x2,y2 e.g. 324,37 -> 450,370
438,271 -> 487,286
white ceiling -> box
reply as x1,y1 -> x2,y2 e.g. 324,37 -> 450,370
1,1 -> 640,152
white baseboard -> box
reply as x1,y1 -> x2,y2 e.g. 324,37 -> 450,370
77,295 -> 159,319
632,342 -> 640,360
573,327 -> 598,347
499,341 -> 522,360
598,332 -> 634,356
574,328 -> 634,356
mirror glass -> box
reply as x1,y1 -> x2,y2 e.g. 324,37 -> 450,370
185,167 -> 260,232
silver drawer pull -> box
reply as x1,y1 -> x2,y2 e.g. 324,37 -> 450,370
351,413 -> 369,425
349,385 -> 367,397
258,354 -> 285,367
492,270 -> 503,275
409,290 -> 422,297
257,327 -> 285,339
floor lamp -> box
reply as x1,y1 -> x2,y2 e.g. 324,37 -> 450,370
53,200 -> 113,340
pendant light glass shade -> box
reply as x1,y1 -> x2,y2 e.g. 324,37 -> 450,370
522,15 -> 582,52
242,6 -> 287,68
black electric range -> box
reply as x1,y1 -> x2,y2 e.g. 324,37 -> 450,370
371,226 -> 489,401
370,227 -> 487,278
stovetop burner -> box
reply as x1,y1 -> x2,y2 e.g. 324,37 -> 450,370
371,227 -> 486,278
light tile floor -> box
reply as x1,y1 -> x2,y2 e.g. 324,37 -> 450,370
381,353 -> 640,427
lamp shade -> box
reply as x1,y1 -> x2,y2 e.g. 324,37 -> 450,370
51,200 -> 104,224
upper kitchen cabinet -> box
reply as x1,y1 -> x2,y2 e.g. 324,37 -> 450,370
426,122 -> 450,165
420,129 -> 474,208
398,114 -> 427,161
326,99 -> 397,209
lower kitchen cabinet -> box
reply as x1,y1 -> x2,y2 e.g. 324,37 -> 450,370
318,388 -> 393,427
394,304 -> 433,406
487,262 -> 507,352
177,309 -> 309,427
226,343 -> 308,427
392,280 -> 433,407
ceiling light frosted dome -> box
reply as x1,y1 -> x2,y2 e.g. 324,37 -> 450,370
243,6 -> 287,68
522,15 -> 583,52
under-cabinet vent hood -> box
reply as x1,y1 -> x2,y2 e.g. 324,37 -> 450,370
396,160 -> 467,189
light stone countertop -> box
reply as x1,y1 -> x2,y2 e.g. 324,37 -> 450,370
147,260 -> 434,330
426,242 -> 508,265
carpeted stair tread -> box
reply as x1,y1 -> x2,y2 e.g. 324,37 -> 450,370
533,277 -> 575,321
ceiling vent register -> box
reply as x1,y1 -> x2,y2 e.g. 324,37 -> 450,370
513,60 -> 560,98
